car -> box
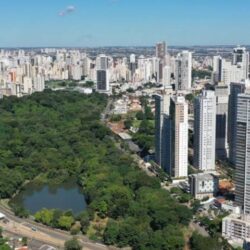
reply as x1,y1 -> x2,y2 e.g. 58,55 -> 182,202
31,227 -> 37,231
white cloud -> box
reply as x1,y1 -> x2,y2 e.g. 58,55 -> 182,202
59,5 -> 76,17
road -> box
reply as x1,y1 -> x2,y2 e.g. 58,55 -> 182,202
101,99 -> 113,123
0,204 -> 116,250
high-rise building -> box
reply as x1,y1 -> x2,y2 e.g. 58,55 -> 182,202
154,87 -> 172,167
194,90 -> 216,171
212,55 -> 222,84
162,65 -> 171,88
175,51 -> 192,90
233,46 -> 249,79
161,112 -> 172,174
96,54 -> 108,70
228,82 -> 247,165
215,83 -> 229,159
151,57 -> 160,82
170,95 -> 188,178
156,42 -> 167,82
156,41 -> 166,61
213,47 -> 249,86
235,93 -> 250,214
96,54 -> 110,93
129,54 -> 137,80
221,59 -> 248,85
96,70 -> 109,93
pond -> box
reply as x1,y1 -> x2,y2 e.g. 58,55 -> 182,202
10,179 -> 87,215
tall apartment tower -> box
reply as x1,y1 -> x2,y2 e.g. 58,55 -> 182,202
129,54 -> 137,81
228,82 -> 247,165
194,90 -> 216,171
233,46 -> 249,80
96,54 -> 108,70
215,83 -> 229,159
170,95 -> 188,178
154,88 -> 172,166
162,65 -> 171,88
156,42 -> 167,82
96,54 -> 110,93
212,56 -> 222,84
156,41 -> 166,61
96,70 -> 109,92
175,51 -> 192,90
235,93 -> 250,214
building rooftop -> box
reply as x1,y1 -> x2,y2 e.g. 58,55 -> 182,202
118,132 -> 132,140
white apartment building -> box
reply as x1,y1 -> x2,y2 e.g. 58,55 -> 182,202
175,51 -> 192,91
171,95 -> 188,178
163,65 -> 171,88
194,90 -> 216,171
223,214 -> 250,245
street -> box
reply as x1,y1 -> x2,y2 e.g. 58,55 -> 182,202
0,204 -> 116,250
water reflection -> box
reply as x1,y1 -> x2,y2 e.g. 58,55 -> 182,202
11,179 -> 86,215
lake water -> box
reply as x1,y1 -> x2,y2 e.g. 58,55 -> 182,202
11,180 -> 87,215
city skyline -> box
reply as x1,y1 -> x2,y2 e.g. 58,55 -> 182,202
1,0 -> 250,47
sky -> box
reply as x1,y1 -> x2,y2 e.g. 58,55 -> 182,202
0,0 -> 250,47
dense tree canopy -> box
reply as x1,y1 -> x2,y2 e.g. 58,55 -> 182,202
0,90 -> 107,198
0,90 -> 192,249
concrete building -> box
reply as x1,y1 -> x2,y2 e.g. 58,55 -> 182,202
129,54 -> 137,82
162,65 -> 171,88
233,46 -> 249,80
156,42 -> 167,81
151,57 -> 160,82
154,91 -> 188,178
222,214 -> 250,246
194,90 -> 216,171
189,173 -> 219,199
154,87 -> 172,167
212,55 -> 222,84
161,112 -> 172,174
156,41 -> 166,61
96,70 -> 109,93
215,83 -> 229,159
235,93 -> 250,214
175,51 -> 192,91
228,82 -> 248,165
96,54 -> 109,70
170,95 -> 188,178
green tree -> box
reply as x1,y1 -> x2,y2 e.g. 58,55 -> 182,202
64,238 -> 81,250
58,215 -> 75,230
190,232 -> 222,250
136,111 -> 144,120
22,237 -> 28,246
34,209 -> 54,226
124,119 -> 133,129
80,212 -> 90,234
103,220 -> 119,245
